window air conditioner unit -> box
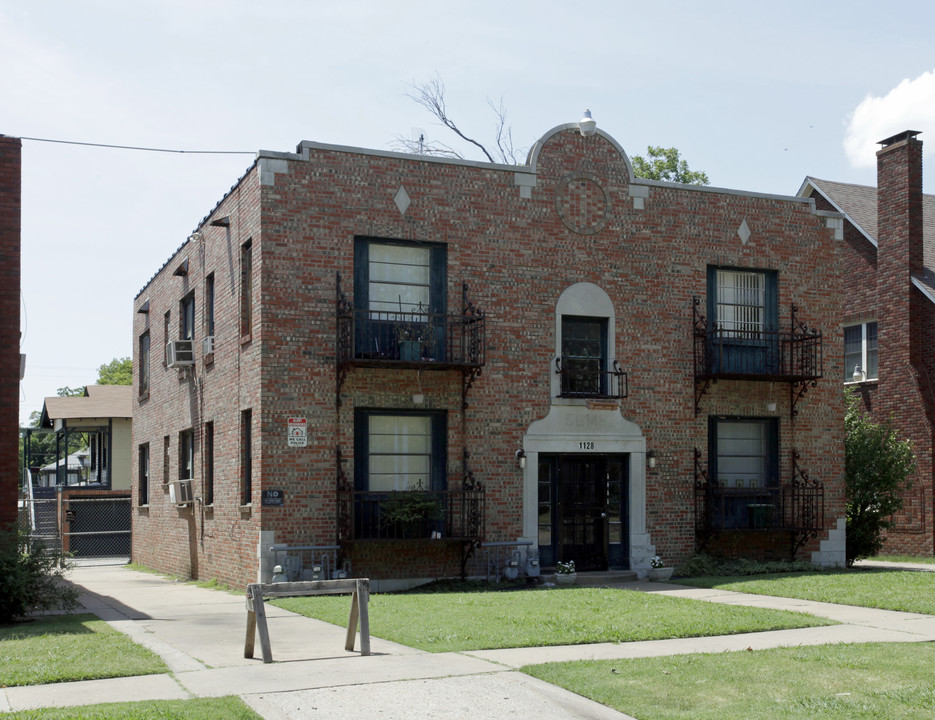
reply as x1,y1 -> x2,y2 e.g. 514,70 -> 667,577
166,340 -> 195,368
169,479 -> 194,505
203,335 -> 215,355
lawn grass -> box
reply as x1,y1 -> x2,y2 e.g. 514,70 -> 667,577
273,585 -> 832,652
523,642 -> 935,720
0,614 -> 168,687
0,697 -> 263,719
678,568 -> 935,615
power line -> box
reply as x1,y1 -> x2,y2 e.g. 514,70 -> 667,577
16,135 -> 255,155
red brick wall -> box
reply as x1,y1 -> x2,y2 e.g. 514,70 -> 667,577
132,129 -> 845,588
874,137 -> 933,555
0,136 -> 21,531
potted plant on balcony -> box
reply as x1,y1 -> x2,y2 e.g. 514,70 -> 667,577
394,300 -> 435,362
381,483 -> 443,539
647,555 -> 674,582
553,559 -> 577,585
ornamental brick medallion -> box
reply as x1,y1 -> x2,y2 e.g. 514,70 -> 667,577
554,173 -> 608,235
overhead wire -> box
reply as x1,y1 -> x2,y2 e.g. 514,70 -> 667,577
16,135 -> 255,155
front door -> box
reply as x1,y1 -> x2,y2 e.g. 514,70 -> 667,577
538,454 -> 629,571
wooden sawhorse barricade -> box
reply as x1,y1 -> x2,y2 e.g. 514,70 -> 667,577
244,578 -> 370,663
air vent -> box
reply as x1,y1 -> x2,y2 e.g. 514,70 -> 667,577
203,336 -> 215,355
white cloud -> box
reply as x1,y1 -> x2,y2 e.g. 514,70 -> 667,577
844,68 -> 935,168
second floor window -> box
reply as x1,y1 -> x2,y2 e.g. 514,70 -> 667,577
181,293 -> 195,341
139,332 -> 150,397
559,316 -> 607,397
714,269 -> 768,337
844,322 -> 878,382
205,273 -> 215,338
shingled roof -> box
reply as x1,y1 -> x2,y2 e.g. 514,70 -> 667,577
799,176 -> 935,300
40,384 -> 132,428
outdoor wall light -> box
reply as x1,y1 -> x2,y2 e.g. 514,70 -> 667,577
646,450 -> 657,469
853,365 -> 865,383
578,109 -> 597,137
516,449 -> 527,470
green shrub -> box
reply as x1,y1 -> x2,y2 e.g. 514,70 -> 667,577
677,553 -> 815,578
0,528 -> 79,623
845,390 -> 915,565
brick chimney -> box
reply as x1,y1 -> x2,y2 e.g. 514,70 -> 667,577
877,130 -> 923,373
0,135 -> 22,530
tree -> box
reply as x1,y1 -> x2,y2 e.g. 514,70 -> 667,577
630,146 -> 710,185
396,77 -> 710,185
393,75 -> 522,165
97,357 -> 132,385
844,390 -> 915,565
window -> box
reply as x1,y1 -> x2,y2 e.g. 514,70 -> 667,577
707,267 -> 778,374
708,418 -> 779,529
139,332 -> 150,397
240,240 -> 253,338
713,269 -> 769,337
353,238 -> 446,360
204,421 -> 214,505
205,273 -> 215,338
163,312 -> 170,367
844,322 -> 878,382
354,410 -> 446,491
163,436 -> 170,484
241,409 -> 252,504
180,293 -> 195,341
179,429 -> 194,480
138,443 -> 150,506
559,316 -> 607,396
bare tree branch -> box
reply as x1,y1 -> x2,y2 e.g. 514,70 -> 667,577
393,74 -> 525,165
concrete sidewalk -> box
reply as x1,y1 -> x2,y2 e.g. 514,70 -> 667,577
2,566 -> 934,719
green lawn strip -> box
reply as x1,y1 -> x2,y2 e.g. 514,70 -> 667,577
0,614 -> 168,687
522,642 -> 935,720
273,587 -> 832,652
679,568 -> 935,615
0,696 -> 263,719
870,555 -> 935,566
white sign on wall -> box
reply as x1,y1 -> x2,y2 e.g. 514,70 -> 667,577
287,417 -> 307,447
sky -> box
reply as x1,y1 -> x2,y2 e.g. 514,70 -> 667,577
4,0 -> 935,425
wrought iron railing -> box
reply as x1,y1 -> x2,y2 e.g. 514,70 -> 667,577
693,449 -> 824,556
555,357 -> 628,399
693,297 -> 822,382
336,485 -> 486,542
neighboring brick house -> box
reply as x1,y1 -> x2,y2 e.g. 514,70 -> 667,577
0,135 -> 22,530
132,116 -> 846,589
799,130 -> 935,556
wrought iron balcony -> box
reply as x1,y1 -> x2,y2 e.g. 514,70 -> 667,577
335,274 -> 486,408
694,449 -> 824,557
555,357 -> 628,399
336,485 -> 485,542
693,297 -> 822,417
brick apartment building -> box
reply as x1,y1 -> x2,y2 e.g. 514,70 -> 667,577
0,135 -> 22,531
132,116 -> 846,589
799,130 -> 935,556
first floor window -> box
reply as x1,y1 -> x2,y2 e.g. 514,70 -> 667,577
241,409 -> 252,504
138,443 -> 150,506
844,322 -> 878,382
355,410 -> 446,491
179,429 -> 194,480
708,417 -> 779,529
204,421 -> 214,506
